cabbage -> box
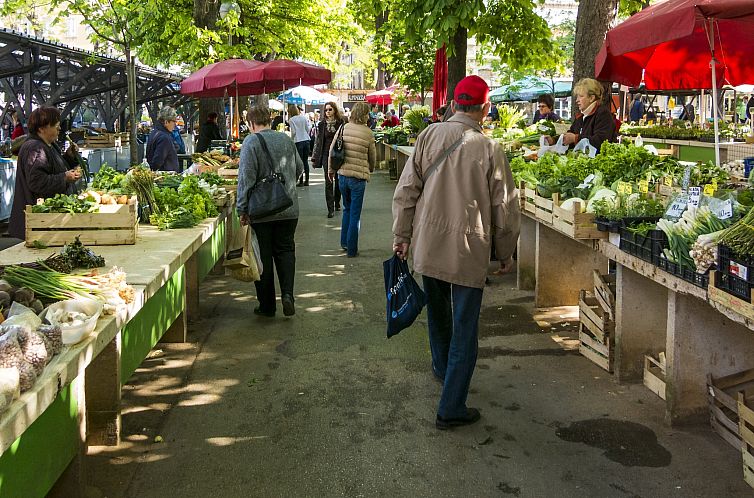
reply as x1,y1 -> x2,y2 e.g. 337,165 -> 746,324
586,188 -> 617,213
560,197 -> 586,213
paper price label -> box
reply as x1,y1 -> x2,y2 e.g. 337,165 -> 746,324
666,195 -> 688,218
715,199 -> 733,220
639,180 -> 649,193
577,173 -> 596,189
688,187 -> 701,207
617,182 -> 632,195
663,177 -> 673,187
703,184 -> 716,195
682,164 -> 692,190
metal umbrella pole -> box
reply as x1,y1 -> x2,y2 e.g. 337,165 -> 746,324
707,19 -> 721,167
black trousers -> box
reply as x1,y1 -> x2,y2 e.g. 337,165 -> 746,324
251,218 -> 298,313
325,169 -> 341,211
295,141 -> 310,183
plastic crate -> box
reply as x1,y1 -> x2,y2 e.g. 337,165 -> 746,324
619,228 -> 667,265
716,272 -> 752,301
718,244 -> 754,284
657,257 -> 709,288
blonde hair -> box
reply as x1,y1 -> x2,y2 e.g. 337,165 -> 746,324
349,102 -> 370,125
573,78 -> 604,102
287,104 -> 299,117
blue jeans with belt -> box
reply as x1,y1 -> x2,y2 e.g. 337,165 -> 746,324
338,175 -> 366,256
422,275 -> 484,420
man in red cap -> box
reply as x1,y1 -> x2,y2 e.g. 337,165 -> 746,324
391,75 -> 521,430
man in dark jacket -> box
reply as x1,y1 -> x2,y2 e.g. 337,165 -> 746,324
195,112 -> 223,153
146,106 -> 180,171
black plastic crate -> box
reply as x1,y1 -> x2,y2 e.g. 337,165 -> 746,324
718,244 -> 754,284
716,272 -> 751,301
620,228 -> 667,265
657,257 -> 709,288
596,218 -> 622,233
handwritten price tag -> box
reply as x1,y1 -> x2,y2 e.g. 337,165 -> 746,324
688,187 -> 701,207
639,180 -> 649,193
715,199 -> 733,220
617,182 -> 632,195
666,195 -> 688,218
663,177 -> 673,187
703,184 -> 716,195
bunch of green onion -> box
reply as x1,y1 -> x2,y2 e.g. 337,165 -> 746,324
720,207 -> 754,257
2,266 -> 103,301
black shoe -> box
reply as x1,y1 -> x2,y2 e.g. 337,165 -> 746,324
304,181 -> 309,186
282,294 -> 295,316
436,408 -> 481,430
253,307 -> 275,318
340,246 -> 347,252
335,205 -> 341,211
346,252 -> 359,258
327,210 -> 334,218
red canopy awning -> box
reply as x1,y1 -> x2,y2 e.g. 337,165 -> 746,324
235,59 -> 332,92
595,0 -> 754,90
432,46 -> 448,118
180,59 -> 265,97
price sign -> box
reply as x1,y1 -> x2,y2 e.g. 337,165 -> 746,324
666,195 -> 688,218
715,199 -> 733,220
688,187 -> 701,207
617,182 -> 632,195
664,177 -> 673,187
577,173 -> 596,189
703,184 -> 717,195
682,164 -> 692,190
639,180 -> 649,193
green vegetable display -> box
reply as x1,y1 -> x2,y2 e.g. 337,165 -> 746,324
91,164 -> 128,192
31,194 -> 98,214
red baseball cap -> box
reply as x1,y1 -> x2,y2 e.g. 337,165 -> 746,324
454,75 -> 490,106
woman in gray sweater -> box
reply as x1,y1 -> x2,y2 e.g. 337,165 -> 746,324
237,104 -> 304,317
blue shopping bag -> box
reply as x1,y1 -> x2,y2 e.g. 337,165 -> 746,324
383,255 -> 427,338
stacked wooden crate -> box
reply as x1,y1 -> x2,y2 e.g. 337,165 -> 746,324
707,369 -> 754,451
578,271 -> 616,372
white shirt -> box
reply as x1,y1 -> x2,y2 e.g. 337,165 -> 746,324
289,114 -> 311,143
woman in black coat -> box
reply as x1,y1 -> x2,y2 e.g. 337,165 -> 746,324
8,106 -> 82,240
311,102 -> 346,217
146,106 -> 180,171
562,78 -> 617,151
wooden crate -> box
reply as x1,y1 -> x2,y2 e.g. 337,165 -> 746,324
25,202 -> 138,247
578,289 -> 614,344
552,199 -> 606,240
535,192 -> 556,224
593,270 -> 616,320
579,324 -> 613,373
218,167 -> 239,178
523,183 -> 537,215
709,271 -> 754,323
85,135 -> 115,148
738,393 -> 754,490
707,368 -> 754,451
644,354 -> 667,400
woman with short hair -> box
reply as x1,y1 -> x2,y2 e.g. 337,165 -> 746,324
237,104 -> 304,317
328,102 -> 376,257
312,102 -> 346,217
146,106 -> 180,171
287,104 -> 312,186
533,94 -> 560,123
557,78 -> 617,151
8,106 -> 82,239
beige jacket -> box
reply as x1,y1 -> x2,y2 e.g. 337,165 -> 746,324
328,122 -> 376,181
392,114 -> 521,289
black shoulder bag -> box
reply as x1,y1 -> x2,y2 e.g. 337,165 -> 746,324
247,133 -> 293,219
329,124 -> 346,171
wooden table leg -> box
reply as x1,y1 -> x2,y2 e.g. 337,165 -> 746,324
85,332 -> 121,446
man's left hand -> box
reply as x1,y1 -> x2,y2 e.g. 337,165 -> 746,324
328,170 -> 335,181
240,213 -> 250,226
493,257 -> 515,275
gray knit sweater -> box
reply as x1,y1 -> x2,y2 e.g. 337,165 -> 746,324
236,129 -> 304,222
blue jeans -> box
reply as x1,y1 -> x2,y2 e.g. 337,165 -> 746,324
422,276 -> 484,419
338,175 -> 366,256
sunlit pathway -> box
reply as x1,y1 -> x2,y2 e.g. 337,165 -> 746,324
87,168 -> 751,497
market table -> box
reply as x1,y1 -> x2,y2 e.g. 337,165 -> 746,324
626,136 -> 754,163
0,205 -> 235,497
518,211 -> 754,426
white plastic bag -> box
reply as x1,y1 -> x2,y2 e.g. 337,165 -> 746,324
536,134 -> 569,157
573,138 -> 598,158
2,302 -> 42,332
643,144 -> 659,156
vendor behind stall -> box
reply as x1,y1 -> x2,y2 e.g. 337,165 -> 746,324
532,94 -> 560,123
8,106 -> 82,240
146,106 -> 179,171
556,78 -> 617,151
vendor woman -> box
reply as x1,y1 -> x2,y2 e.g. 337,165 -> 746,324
8,106 -> 82,240
146,106 -> 180,171
548,78 -> 617,151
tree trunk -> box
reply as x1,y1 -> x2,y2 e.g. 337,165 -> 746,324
194,0 -> 226,137
375,9 -> 388,89
572,0 -> 618,115
125,46 -> 139,165
447,27 -> 467,103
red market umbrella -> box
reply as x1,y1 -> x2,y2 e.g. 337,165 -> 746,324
595,0 -> 754,165
180,59 -> 266,97
432,45 -> 448,119
235,59 -> 332,92
365,85 -> 398,106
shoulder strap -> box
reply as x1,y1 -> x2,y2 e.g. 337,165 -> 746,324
421,125 -> 478,182
255,132 -> 275,175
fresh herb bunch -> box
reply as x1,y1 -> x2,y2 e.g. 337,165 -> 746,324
199,172 -> 234,186
31,194 -> 98,214
155,174 -> 183,190
61,236 -> 106,269
91,164 -> 128,192
151,208 -> 197,230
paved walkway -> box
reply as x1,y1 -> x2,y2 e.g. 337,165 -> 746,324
88,168 -> 752,497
